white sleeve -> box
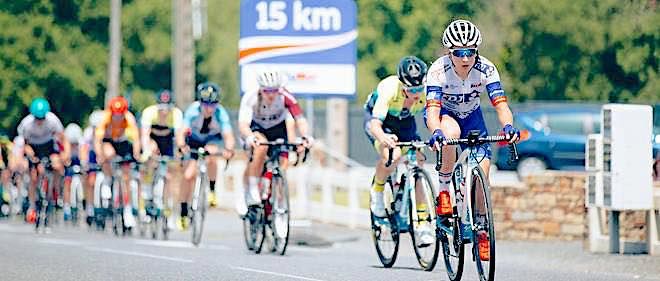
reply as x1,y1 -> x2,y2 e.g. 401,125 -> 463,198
238,91 -> 257,125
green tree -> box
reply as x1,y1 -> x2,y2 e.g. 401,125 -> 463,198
0,1 -> 107,133
355,0 -> 482,103
501,0 -> 658,103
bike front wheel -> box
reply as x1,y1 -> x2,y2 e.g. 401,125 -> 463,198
408,169 -> 440,271
191,175 -> 208,246
471,166 -> 495,281
370,178 -> 399,268
270,175 -> 290,255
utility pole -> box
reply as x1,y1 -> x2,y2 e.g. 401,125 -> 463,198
106,0 -> 122,105
173,0 -> 196,109
326,98 -> 349,170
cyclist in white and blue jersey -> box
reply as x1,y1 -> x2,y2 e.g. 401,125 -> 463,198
178,82 -> 235,230
425,20 -> 520,215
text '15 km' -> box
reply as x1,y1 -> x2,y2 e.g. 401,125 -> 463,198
255,0 -> 342,31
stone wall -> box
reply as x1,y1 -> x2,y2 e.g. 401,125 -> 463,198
491,172 -> 651,241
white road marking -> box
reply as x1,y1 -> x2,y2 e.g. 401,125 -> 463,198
290,219 -> 312,227
230,266 -> 326,281
36,238 -> 84,246
133,239 -> 231,250
85,246 -> 193,263
133,239 -> 197,248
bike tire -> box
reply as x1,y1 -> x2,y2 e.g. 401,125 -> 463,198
242,206 -> 257,250
440,164 -> 466,281
408,169 -> 440,271
191,175 -> 207,246
270,175 -> 290,255
471,166 -> 495,281
370,178 -> 399,268
112,179 -> 124,237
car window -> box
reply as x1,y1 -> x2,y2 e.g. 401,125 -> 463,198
546,113 -> 586,135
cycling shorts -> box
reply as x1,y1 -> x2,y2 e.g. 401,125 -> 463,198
102,138 -> 133,159
424,107 -> 492,159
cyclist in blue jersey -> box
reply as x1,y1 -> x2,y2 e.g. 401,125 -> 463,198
178,82 -> 235,230
425,20 -> 520,223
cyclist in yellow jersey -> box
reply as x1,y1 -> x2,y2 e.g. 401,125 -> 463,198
363,56 -> 435,246
140,90 -> 184,229
94,96 -> 141,228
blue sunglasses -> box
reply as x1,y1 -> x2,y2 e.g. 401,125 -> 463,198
404,85 -> 425,94
451,48 -> 477,58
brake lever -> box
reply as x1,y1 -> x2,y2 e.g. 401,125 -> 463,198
435,149 -> 442,171
385,148 -> 394,167
507,142 -> 519,165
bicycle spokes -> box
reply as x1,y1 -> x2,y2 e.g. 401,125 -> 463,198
471,168 -> 495,281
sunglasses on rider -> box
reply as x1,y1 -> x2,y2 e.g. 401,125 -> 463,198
201,101 -> 217,107
404,85 -> 425,94
451,48 -> 477,58
260,87 -> 280,94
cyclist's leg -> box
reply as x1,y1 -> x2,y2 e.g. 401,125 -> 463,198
100,140 -> 117,186
459,110 -> 492,219
84,149 -> 98,220
246,133 -> 268,206
63,159 -> 73,220
156,138 -> 177,216
204,134 -> 225,204
115,140 -> 136,226
179,136 -> 204,228
369,136 -> 402,217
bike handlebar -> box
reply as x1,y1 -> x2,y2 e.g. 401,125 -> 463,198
257,140 -> 310,166
384,141 -> 433,168
434,133 -> 519,171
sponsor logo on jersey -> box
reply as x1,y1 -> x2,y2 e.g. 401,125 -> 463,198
473,62 -> 494,78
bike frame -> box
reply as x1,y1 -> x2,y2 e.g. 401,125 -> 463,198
448,146 -> 484,235
385,142 -> 432,232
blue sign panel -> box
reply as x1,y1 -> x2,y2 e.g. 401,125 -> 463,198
239,0 -> 357,98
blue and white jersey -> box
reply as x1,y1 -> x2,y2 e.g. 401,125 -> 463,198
183,102 -> 233,139
425,55 -> 507,119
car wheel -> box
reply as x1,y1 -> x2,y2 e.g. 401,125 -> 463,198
516,157 -> 547,180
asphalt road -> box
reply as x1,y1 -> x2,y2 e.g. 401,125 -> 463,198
1,210 -> 659,281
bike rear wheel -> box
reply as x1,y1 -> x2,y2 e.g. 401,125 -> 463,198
370,178 -> 399,268
408,169 -> 440,271
269,175 -> 290,255
471,166 -> 495,281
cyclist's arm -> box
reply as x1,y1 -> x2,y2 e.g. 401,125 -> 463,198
172,108 -> 186,149
51,114 -> 69,161
140,106 -> 154,156
94,113 -> 109,158
281,89 -> 309,137
217,105 -> 235,152
370,80 -> 397,143
56,131 -> 71,162
125,113 -> 141,157
493,102 -> 514,128
237,93 -> 256,139
285,113 -> 297,142
369,118 -> 390,143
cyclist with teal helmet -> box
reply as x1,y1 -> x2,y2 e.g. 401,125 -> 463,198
16,98 -> 70,226
178,82 -> 235,230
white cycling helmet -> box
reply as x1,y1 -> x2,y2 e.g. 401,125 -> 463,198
442,19 -> 482,48
256,69 -> 285,89
88,110 -> 105,128
64,123 -> 83,144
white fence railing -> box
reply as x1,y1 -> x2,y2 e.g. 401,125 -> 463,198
213,158 -> 442,229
